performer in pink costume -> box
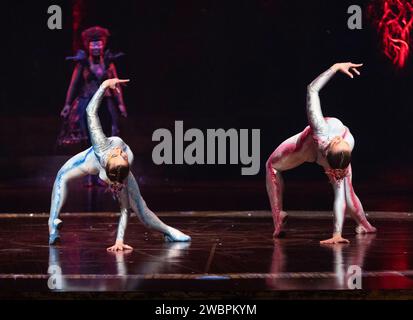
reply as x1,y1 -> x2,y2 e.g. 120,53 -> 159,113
266,62 -> 377,244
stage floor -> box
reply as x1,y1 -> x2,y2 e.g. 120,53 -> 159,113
1,212 -> 413,299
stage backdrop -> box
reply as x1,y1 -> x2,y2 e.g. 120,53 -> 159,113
1,0 -> 412,212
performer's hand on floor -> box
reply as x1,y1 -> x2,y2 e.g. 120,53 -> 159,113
320,233 -> 350,245
331,62 -> 363,79
107,240 -> 133,252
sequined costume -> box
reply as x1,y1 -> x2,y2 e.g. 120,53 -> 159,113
57,26 -> 126,146
266,66 -> 376,238
57,50 -> 125,146
49,84 -> 191,245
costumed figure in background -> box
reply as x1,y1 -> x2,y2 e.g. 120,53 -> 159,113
58,26 -> 127,147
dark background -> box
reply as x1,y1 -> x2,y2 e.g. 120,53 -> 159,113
0,0 -> 412,213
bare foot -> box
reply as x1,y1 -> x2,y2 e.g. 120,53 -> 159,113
355,225 -> 377,234
273,211 -> 288,238
320,234 -> 350,244
280,211 -> 288,224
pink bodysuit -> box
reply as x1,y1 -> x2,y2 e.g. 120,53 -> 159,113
266,67 -> 375,238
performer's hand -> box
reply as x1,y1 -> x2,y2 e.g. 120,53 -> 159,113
320,233 -> 350,245
101,78 -> 130,92
107,240 -> 133,252
119,104 -> 128,118
60,104 -> 71,118
331,62 -> 363,79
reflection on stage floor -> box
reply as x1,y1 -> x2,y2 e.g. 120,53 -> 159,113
1,212 -> 413,298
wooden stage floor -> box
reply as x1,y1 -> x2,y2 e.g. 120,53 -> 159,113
1,211 -> 413,299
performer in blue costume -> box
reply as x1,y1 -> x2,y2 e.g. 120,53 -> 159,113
49,78 -> 191,251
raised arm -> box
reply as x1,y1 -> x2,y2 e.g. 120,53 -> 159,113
306,62 -> 363,137
108,63 -> 128,117
86,78 -> 129,156
306,67 -> 335,135
86,85 -> 108,155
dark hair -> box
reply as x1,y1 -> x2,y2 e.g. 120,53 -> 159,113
105,163 -> 130,183
326,149 -> 352,169
82,26 -> 110,49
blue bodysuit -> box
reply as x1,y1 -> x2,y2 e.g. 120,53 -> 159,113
48,85 -> 191,245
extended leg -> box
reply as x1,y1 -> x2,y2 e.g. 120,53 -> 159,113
266,128 -> 313,237
48,149 -> 93,244
126,172 -> 191,242
344,166 -> 377,234
266,162 -> 287,237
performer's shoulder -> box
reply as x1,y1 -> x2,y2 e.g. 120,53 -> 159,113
84,146 -> 99,159
66,147 -> 96,165
104,50 -> 125,65
108,136 -> 124,143
108,136 -> 131,150
325,117 -> 344,126
65,50 -> 88,66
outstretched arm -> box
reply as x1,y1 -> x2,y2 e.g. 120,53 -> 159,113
307,62 -> 362,138
86,85 -> 109,154
320,180 -> 350,244
107,188 -> 133,252
86,78 -> 129,156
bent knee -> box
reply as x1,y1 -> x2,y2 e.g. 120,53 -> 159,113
54,172 -> 68,188
266,157 -> 281,174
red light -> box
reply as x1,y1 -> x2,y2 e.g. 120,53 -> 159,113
369,0 -> 413,68
72,0 -> 85,51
